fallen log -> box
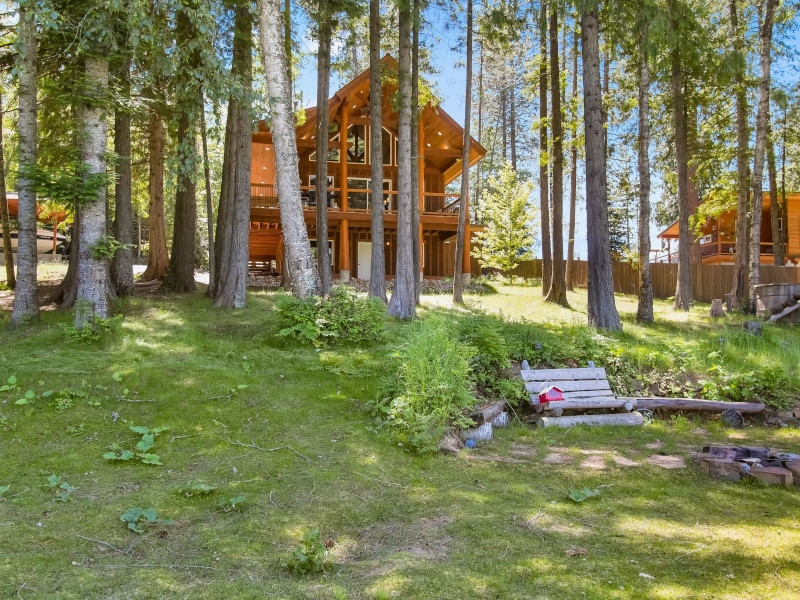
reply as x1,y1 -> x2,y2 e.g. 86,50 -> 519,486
469,401 -> 507,425
619,397 -> 765,414
535,412 -> 644,429
540,398 -> 635,412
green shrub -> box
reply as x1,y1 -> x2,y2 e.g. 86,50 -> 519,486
284,529 -> 327,575
458,317 -> 510,388
700,364 -> 798,410
371,318 -> 476,453
275,286 -> 386,346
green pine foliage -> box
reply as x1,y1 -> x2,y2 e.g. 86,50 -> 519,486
474,163 -> 536,273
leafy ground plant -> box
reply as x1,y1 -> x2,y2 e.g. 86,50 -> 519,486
0,375 -> 18,392
120,508 -> 172,533
104,425 -> 168,465
284,529 -> 327,575
47,475 -> 75,502
217,494 -> 246,512
569,487 -> 602,502
178,482 -> 216,497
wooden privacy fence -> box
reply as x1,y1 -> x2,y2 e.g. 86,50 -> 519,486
481,259 -> 800,304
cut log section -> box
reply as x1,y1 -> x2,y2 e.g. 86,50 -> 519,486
619,397 -> 765,414
469,401 -> 507,425
539,398 -> 636,412
535,412 -> 644,429
521,367 -> 607,382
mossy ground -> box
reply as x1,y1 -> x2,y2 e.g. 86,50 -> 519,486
1,267 -> 799,599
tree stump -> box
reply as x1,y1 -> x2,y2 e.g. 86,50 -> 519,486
710,299 -> 725,318
743,321 -> 763,336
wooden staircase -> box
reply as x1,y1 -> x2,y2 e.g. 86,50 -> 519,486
249,222 -> 283,274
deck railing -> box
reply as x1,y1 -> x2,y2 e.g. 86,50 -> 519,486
251,183 -> 461,215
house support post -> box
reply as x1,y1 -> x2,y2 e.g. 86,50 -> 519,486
340,219 -> 350,281
462,195 -> 471,285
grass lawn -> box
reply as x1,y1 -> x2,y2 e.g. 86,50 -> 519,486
1,267 -> 800,599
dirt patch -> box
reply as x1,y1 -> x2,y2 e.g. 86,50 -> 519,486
345,515 -> 455,565
647,454 -> 686,469
509,443 -> 537,458
543,453 -> 574,465
580,455 -> 608,470
613,455 -> 641,467
465,453 -> 530,464
645,440 -> 665,450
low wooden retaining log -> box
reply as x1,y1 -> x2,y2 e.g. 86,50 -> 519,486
535,412 -> 644,429
619,397 -> 765,413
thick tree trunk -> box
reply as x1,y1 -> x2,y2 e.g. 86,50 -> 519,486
635,5 -> 653,324
748,0 -> 777,308
75,56 -> 113,328
475,47 -> 483,212
368,0 -> 386,302
565,24 -> 578,292
452,0 -> 472,305
670,15 -> 692,312
388,4 -> 416,316
111,55 -> 135,297
729,0 -> 750,310
257,0 -> 320,297
163,9 -> 199,294
539,4 -> 551,295
201,98 -> 216,293
687,104 -> 701,265
141,109 -> 168,281
212,0 -> 251,309
501,87 -> 507,163
411,0 -> 421,301
316,12 -> 332,296
767,118 -> 782,265
0,90 -> 14,289
581,2 -> 620,330
510,80 -> 517,171
11,4 -> 39,324
545,7 -> 567,306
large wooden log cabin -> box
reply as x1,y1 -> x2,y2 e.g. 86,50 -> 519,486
250,56 -> 486,281
656,192 -> 800,265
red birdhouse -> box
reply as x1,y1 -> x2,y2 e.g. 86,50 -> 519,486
538,385 -> 564,404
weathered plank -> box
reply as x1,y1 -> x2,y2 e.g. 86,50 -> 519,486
620,397 -> 765,414
561,390 -> 615,399
535,412 -> 644,429
521,367 -> 607,382
525,379 -> 611,393
540,398 -> 636,411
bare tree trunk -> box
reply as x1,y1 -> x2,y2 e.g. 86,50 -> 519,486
687,103 -> 701,265
539,3 -> 551,295
316,9 -> 333,296
545,6 -> 567,306
501,87 -> 507,163
510,77 -> 517,171
475,46 -> 483,212
748,0 -> 777,308
581,1 -> 620,330
284,0 -> 292,99
411,0 -> 421,301
213,0 -> 251,309
11,3 -> 39,324
565,23 -> 578,292
368,0 -> 386,302
635,4 -> 653,324
75,56 -> 113,328
200,96 -> 215,293
767,118 -> 782,265
388,3 -> 416,316
0,89 -> 14,289
112,55 -> 135,297
257,0 -> 320,297
163,8 -> 199,294
670,8 -> 692,312
141,109 -> 168,281
729,0 -> 750,309
452,0 -> 472,304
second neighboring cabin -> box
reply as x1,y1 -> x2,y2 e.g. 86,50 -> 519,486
249,55 -> 486,281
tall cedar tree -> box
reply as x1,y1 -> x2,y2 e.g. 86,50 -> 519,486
635,1 -> 653,324
141,107 -> 168,280
368,0 -> 387,301
212,0 -> 252,308
538,3 -> 551,296
388,2 -> 417,316
544,5 -> 568,306
0,89 -> 14,289
111,54 -> 135,297
201,97 -> 216,292
452,0 -> 472,303
748,0 -> 777,308
581,0 -> 620,330
11,2 -> 39,325
411,0 -> 421,301
729,0 -> 749,309
163,6 -> 200,294
315,0 -> 333,295
257,0 -> 321,297
565,23 -> 578,291
75,56 -> 114,327
670,2 -> 692,311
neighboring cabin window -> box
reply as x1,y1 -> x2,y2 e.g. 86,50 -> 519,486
382,128 -> 393,166
347,124 -> 367,164
309,133 -> 341,163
